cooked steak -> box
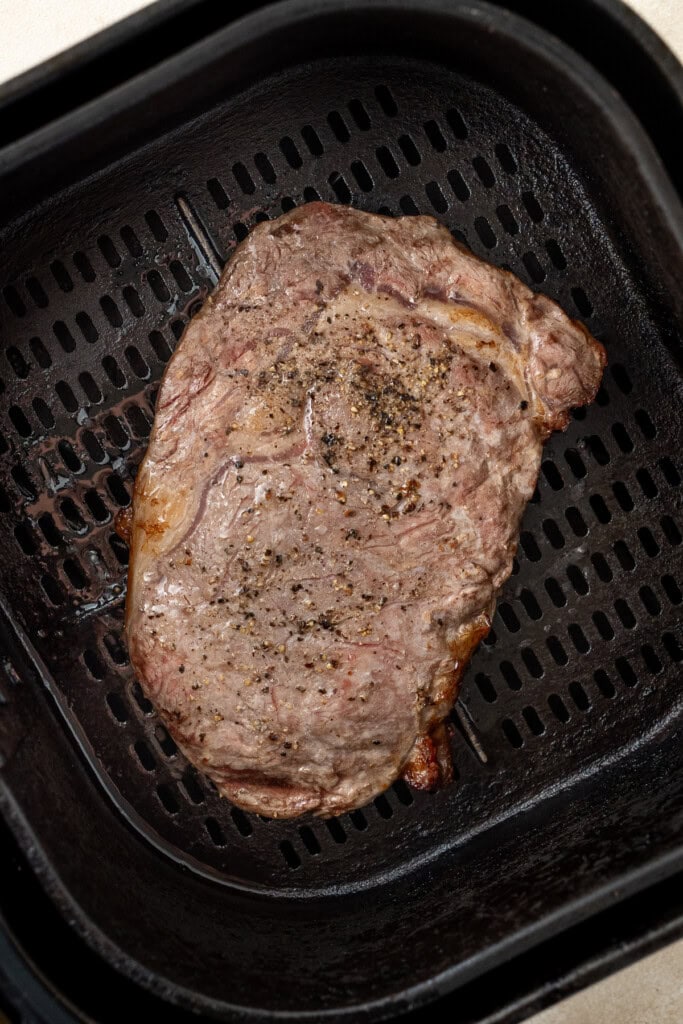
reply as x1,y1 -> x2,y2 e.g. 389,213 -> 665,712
125,202 -> 605,818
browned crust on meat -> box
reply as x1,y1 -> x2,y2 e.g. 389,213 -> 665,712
401,613 -> 491,788
450,614 -> 493,692
402,723 -> 455,790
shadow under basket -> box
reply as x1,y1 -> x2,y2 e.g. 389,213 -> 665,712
0,1 -> 681,1020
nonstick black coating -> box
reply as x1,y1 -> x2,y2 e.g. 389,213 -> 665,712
0,1 -> 681,1019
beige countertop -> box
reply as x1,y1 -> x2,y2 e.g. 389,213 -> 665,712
0,2 -> 680,1023
529,939 -> 683,1024
0,0 -> 681,80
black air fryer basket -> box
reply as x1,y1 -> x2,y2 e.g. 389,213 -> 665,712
0,1 -> 681,1021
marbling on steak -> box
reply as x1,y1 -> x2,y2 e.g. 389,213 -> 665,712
125,202 -> 605,818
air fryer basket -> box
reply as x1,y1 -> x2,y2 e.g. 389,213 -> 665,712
0,1 -> 681,1020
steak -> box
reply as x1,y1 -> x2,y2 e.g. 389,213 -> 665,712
125,202 -> 605,818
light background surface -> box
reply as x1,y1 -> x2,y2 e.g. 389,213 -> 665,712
0,0 -> 681,80
0,2 -> 680,1023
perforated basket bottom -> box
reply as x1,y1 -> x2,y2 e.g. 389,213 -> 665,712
0,57 -> 680,892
